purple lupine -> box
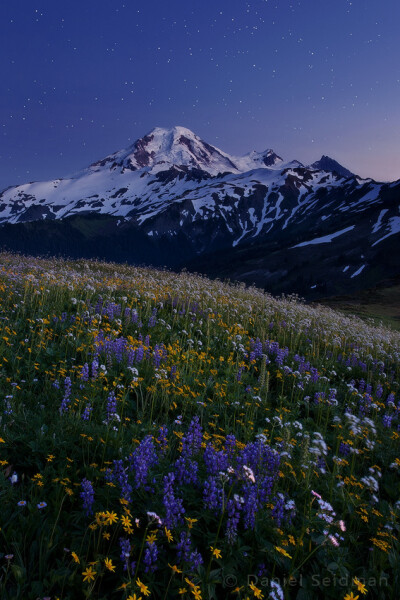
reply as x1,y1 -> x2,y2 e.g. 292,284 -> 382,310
271,494 -> 285,527
4,396 -> 13,416
176,531 -> 191,564
203,476 -> 223,512
382,414 -> 393,428
114,337 -> 127,363
225,434 -> 236,457
129,435 -> 158,489
80,478 -> 94,516
257,563 -> 267,578
95,297 -> 103,314
82,403 -> 92,421
339,442 -> 350,456
181,416 -> 203,457
314,391 -> 325,404
276,347 -> 289,366
236,441 -> 280,480
148,308 -> 157,328
81,363 -> 89,382
328,388 -> 337,402
111,459 -> 133,502
106,390 -> 117,423
119,537 -> 131,570
294,355 -> 311,374
242,484 -> 258,530
176,532 -> 203,572
386,392 -> 396,406
203,444 -> 229,476
170,365 -> 177,380
188,548 -> 203,571
59,377 -> 72,415
163,472 -> 185,528
156,426 -> 168,453
91,359 -> 99,379
257,475 -> 275,504
226,494 -> 243,543
153,344 -> 163,368
253,338 -> 263,359
136,346 -> 144,363
127,348 -> 135,366
174,456 -> 199,486
143,540 -> 158,573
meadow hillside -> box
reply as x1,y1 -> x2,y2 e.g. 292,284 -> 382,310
0,253 -> 399,600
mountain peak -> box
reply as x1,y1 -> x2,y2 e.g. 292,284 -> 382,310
147,125 -> 197,138
310,155 -> 355,179
89,125 -> 240,176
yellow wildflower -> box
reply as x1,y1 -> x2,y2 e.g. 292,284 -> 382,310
82,566 -> 96,582
274,546 -> 292,559
353,578 -> 367,595
104,557 -> 116,572
146,533 -> 157,545
249,581 -> 264,598
210,546 -> 222,559
136,578 -> 151,597
168,563 -> 182,573
121,515 -> 132,528
185,517 -> 198,529
344,593 -> 359,600
104,511 -> 118,525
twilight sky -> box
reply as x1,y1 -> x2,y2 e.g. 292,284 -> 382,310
1,0 -> 400,190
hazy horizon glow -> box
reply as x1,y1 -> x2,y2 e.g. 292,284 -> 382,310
1,0 -> 400,190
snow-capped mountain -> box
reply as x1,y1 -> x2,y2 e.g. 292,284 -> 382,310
0,126 -> 399,299
0,126 -> 286,225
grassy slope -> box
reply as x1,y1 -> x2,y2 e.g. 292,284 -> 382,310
318,277 -> 400,331
0,253 -> 399,600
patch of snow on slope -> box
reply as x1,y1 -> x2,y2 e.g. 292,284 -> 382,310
372,216 -> 400,246
291,225 -> 355,248
351,264 -> 366,278
372,209 -> 388,233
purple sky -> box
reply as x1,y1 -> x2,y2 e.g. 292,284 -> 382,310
1,0 -> 400,190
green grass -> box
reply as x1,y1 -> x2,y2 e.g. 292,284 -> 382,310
319,278 -> 400,331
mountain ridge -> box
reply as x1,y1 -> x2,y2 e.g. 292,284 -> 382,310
0,126 -> 399,300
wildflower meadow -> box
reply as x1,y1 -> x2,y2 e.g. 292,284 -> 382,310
0,253 -> 399,600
